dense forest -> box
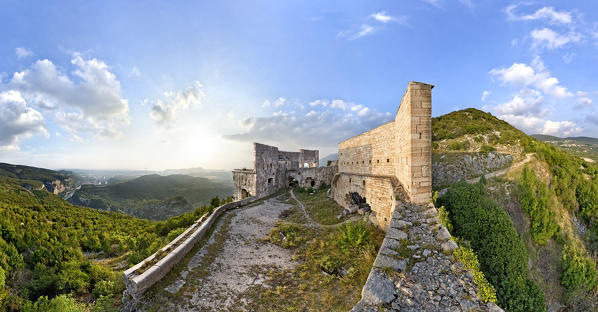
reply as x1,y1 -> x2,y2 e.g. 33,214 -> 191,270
0,176 -> 228,311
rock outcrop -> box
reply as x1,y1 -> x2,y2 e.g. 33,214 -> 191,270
432,152 -> 513,189
352,201 -> 503,312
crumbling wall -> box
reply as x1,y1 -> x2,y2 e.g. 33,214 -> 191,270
254,143 -> 280,195
331,173 -> 396,228
287,166 -> 337,189
232,170 -> 256,200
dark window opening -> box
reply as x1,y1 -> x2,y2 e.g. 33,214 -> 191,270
268,178 -> 273,184
419,132 -> 422,139
387,159 -> 390,163
362,180 -> 365,186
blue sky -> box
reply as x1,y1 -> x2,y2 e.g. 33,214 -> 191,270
1,0 -> 597,170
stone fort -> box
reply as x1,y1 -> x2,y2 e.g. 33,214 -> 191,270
233,81 -> 433,229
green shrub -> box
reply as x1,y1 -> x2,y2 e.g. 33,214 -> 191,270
24,295 -> 82,312
437,205 -> 453,232
268,223 -> 305,248
561,244 -> 597,290
439,182 -> 545,312
576,182 -> 598,221
448,140 -> 470,151
518,167 -> 558,245
0,266 -> 4,290
480,145 -> 496,153
453,245 -> 497,303
337,220 -> 370,251
167,227 -> 186,242
92,280 -> 115,297
93,295 -> 117,312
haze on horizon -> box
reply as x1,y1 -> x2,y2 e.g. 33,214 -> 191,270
1,0 -> 597,171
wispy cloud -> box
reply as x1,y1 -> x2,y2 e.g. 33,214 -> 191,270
15,47 -> 33,58
530,28 -> 582,50
370,11 -> 407,24
150,81 -> 204,128
505,5 -> 572,24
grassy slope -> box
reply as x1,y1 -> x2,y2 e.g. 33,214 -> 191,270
433,108 -> 598,310
69,174 -> 232,220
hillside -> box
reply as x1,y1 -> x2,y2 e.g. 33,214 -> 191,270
0,163 -> 76,194
0,176 -> 224,311
433,108 -> 598,312
69,174 -> 233,220
532,134 -> 598,163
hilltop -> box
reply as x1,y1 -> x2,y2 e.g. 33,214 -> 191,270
0,163 -> 76,194
432,108 -> 598,311
532,134 -> 598,163
68,174 -> 233,220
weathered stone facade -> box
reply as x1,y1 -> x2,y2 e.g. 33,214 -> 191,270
232,143 -> 334,200
331,81 -> 433,228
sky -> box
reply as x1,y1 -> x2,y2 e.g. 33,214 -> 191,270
1,0 -> 597,171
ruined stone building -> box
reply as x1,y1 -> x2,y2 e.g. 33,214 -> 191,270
232,143 -> 336,200
232,81 -> 432,230
330,81 -> 433,228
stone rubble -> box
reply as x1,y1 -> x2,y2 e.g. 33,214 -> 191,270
352,201 -> 504,312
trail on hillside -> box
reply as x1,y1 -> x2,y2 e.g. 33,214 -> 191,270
437,153 -> 533,195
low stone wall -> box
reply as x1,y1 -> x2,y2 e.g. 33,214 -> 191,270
352,201 -> 503,312
122,194 -> 268,298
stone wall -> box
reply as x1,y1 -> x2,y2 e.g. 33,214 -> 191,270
232,170 -> 256,200
233,142 -> 330,198
352,201 -> 503,312
331,173 -> 397,229
333,81 -> 433,227
287,165 -> 337,189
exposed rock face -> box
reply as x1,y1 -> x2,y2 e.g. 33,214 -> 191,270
44,178 -> 72,194
432,152 -> 513,189
352,201 -> 503,312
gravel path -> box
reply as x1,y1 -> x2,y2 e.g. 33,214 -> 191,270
153,194 -> 297,311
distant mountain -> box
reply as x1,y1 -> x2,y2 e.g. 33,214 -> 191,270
532,134 -> 598,162
68,174 -> 233,220
319,153 -> 338,166
0,162 -> 76,194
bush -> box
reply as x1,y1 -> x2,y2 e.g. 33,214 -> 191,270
0,266 -> 4,291
518,167 -> 558,245
268,223 -> 305,248
167,227 -> 186,242
439,182 -> 545,312
337,220 -> 370,251
92,280 -> 115,297
24,295 -> 81,312
453,245 -> 497,303
561,244 -> 597,291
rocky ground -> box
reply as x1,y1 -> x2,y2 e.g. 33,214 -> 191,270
135,194 -> 297,311
352,201 -> 503,312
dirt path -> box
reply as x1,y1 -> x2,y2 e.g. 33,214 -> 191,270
144,194 -> 297,311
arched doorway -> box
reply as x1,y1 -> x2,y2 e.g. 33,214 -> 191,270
288,176 -> 298,188
241,188 -> 250,199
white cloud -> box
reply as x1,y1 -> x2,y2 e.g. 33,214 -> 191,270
15,47 -> 33,58
370,11 -> 407,24
495,94 -> 546,116
0,90 -> 47,150
530,28 -> 582,50
541,120 -> 582,137
371,11 -> 393,23
308,99 -> 329,107
481,90 -> 491,101
150,81 -> 204,127
262,97 -> 286,108
225,99 -> 392,147
490,57 -> 572,98
505,5 -> 572,24
576,97 -> 593,109
129,66 -> 141,77
353,24 -> 375,40
499,113 -> 581,137
8,54 -> 130,139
